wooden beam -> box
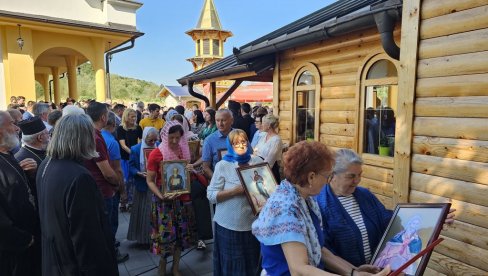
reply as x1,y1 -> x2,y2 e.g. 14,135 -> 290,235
273,53 -> 280,116
215,80 -> 243,109
194,71 -> 257,84
209,82 -> 216,109
393,0 -> 421,204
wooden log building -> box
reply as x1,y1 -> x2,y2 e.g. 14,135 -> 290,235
178,0 -> 488,274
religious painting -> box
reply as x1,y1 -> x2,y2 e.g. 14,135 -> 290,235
370,203 -> 451,276
143,148 -> 154,170
236,162 -> 278,215
188,140 -> 200,163
217,148 -> 228,161
161,160 -> 191,196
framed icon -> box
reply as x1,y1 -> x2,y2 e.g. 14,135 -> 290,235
236,162 -> 278,215
370,203 -> 451,276
143,148 -> 154,170
160,160 -> 191,196
188,140 -> 200,163
217,148 -> 228,161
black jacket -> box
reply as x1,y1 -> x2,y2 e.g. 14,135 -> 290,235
37,158 -> 118,276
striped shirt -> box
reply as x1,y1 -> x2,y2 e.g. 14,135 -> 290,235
338,195 -> 372,262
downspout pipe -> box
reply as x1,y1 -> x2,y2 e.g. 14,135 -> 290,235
187,81 -> 210,107
105,38 -> 135,99
374,9 -> 400,60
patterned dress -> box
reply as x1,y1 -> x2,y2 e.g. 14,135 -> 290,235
146,148 -> 197,257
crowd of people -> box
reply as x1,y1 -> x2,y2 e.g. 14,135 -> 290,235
1,95 -> 454,276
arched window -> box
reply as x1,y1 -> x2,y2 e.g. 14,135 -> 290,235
360,56 -> 398,157
293,64 -> 321,143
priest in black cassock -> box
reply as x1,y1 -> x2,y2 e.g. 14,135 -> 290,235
15,117 -> 49,203
0,111 -> 41,276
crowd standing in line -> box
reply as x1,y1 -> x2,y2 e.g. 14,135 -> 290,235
1,95 -> 455,276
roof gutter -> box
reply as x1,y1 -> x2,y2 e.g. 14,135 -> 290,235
234,0 -> 402,62
187,81 -> 210,107
105,38 -> 135,99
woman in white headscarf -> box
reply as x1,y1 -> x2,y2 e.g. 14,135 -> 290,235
127,127 -> 159,245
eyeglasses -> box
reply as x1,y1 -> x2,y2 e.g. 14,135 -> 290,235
316,171 -> 333,181
342,172 -> 362,180
232,141 -> 248,147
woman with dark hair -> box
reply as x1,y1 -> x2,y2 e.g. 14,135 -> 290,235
207,129 -> 262,276
199,109 -> 217,141
146,121 -> 196,276
37,114 -> 117,275
252,142 -> 390,276
191,110 -> 205,135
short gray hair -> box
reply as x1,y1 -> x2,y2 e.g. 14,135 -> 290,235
47,114 -> 98,161
216,109 -> 233,118
106,111 -> 116,127
333,148 -> 363,174
263,114 -> 279,129
62,105 -> 85,116
32,103 -> 50,116
22,131 -> 43,144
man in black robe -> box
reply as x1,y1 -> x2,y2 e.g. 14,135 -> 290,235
0,111 -> 41,276
15,117 -> 49,202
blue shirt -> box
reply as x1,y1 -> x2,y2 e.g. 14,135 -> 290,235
202,130 -> 230,170
101,129 -> 121,161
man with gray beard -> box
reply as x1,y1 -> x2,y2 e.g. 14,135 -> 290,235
15,117 -> 50,204
0,111 -> 41,276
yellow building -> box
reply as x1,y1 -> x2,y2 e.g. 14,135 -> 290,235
0,0 -> 143,109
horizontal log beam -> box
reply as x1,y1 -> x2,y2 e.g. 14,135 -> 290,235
428,251 -> 486,276
412,136 -> 488,163
360,178 -> 393,197
320,111 -> 355,124
417,51 -> 488,79
420,5 -> 488,39
413,117 -> 488,140
411,172 -> 488,207
320,98 -> 356,111
375,194 -> 393,209
361,153 -> 394,169
419,28 -> 488,59
436,235 -> 488,271
441,220 -> 488,251
416,73 -> 488,97
362,164 -> 394,184
319,134 -> 354,148
415,96 -> 488,117
411,154 -> 488,185
421,0 -> 488,20
321,86 -> 356,99
319,123 -> 355,136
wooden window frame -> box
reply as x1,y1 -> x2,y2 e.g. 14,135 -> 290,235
291,62 -> 321,144
358,53 -> 400,166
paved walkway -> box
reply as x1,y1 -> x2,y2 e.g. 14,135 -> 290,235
116,212 -> 214,276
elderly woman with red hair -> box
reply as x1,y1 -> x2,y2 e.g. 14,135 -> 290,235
252,141 -> 390,276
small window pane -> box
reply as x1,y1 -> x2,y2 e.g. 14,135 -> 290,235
203,39 -> 210,55
367,60 -> 397,79
363,85 -> 397,156
297,71 -> 315,86
213,40 -> 220,56
296,90 -> 315,142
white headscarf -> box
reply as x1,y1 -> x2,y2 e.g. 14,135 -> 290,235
140,127 -> 158,172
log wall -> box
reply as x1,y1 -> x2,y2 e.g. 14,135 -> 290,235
413,0 -> 488,274
277,27 -> 398,209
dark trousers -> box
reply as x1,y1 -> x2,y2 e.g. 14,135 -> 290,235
104,194 -> 119,238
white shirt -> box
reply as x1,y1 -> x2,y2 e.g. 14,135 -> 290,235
207,156 -> 262,231
43,120 -> 53,132
253,133 -> 283,168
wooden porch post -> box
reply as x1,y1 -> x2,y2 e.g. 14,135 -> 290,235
393,0 -> 421,204
209,82 -> 217,109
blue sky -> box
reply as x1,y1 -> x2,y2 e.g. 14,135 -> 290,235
109,0 -> 337,86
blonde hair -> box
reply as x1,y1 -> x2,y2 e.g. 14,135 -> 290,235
121,108 -> 137,130
263,114 -> 279,129
228,129 -> 248,144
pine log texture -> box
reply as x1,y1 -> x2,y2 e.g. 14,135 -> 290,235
419,28 -> 488,59
421,0 -> 488,20
413,117 -> 488,140
428,251 -> 486,276
319,134 -> 354,149
411,154 -> 488,185
412,136 -> 488,163
360,178 -> 393,197
375,194 -> 393,210
320,98 -> 356,111
417,51 -> 488,79
320,111 -> 355,124
416,74 -> 488,97
415,96 -> 488,117
321,86 -> 356,99
441,220 -> 488,251
319,123 -> 355,136
420,5 -> 488,39
410,172 -> 488,207
362,154 -> 394,169
362,165 -> 393,184
436,235 -> 488,271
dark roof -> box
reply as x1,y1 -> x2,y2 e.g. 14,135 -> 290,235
177,54 -> 275,85
240,0 -> 381,50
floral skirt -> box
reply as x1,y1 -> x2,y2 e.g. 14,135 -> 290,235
150,195 -> 197,257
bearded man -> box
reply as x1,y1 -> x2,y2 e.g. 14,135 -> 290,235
0,111 -> 41,276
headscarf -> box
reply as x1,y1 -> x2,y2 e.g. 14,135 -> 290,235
222,136 -> 252,165
165,109 -> 178,122
158,120 -> 190,161
140,127 -> 158,172
180,115 -> 199,140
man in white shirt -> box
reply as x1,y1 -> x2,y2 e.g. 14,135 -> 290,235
32,102 -> 52,132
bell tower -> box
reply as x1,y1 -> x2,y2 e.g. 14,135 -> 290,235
186,0 -> 233,71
